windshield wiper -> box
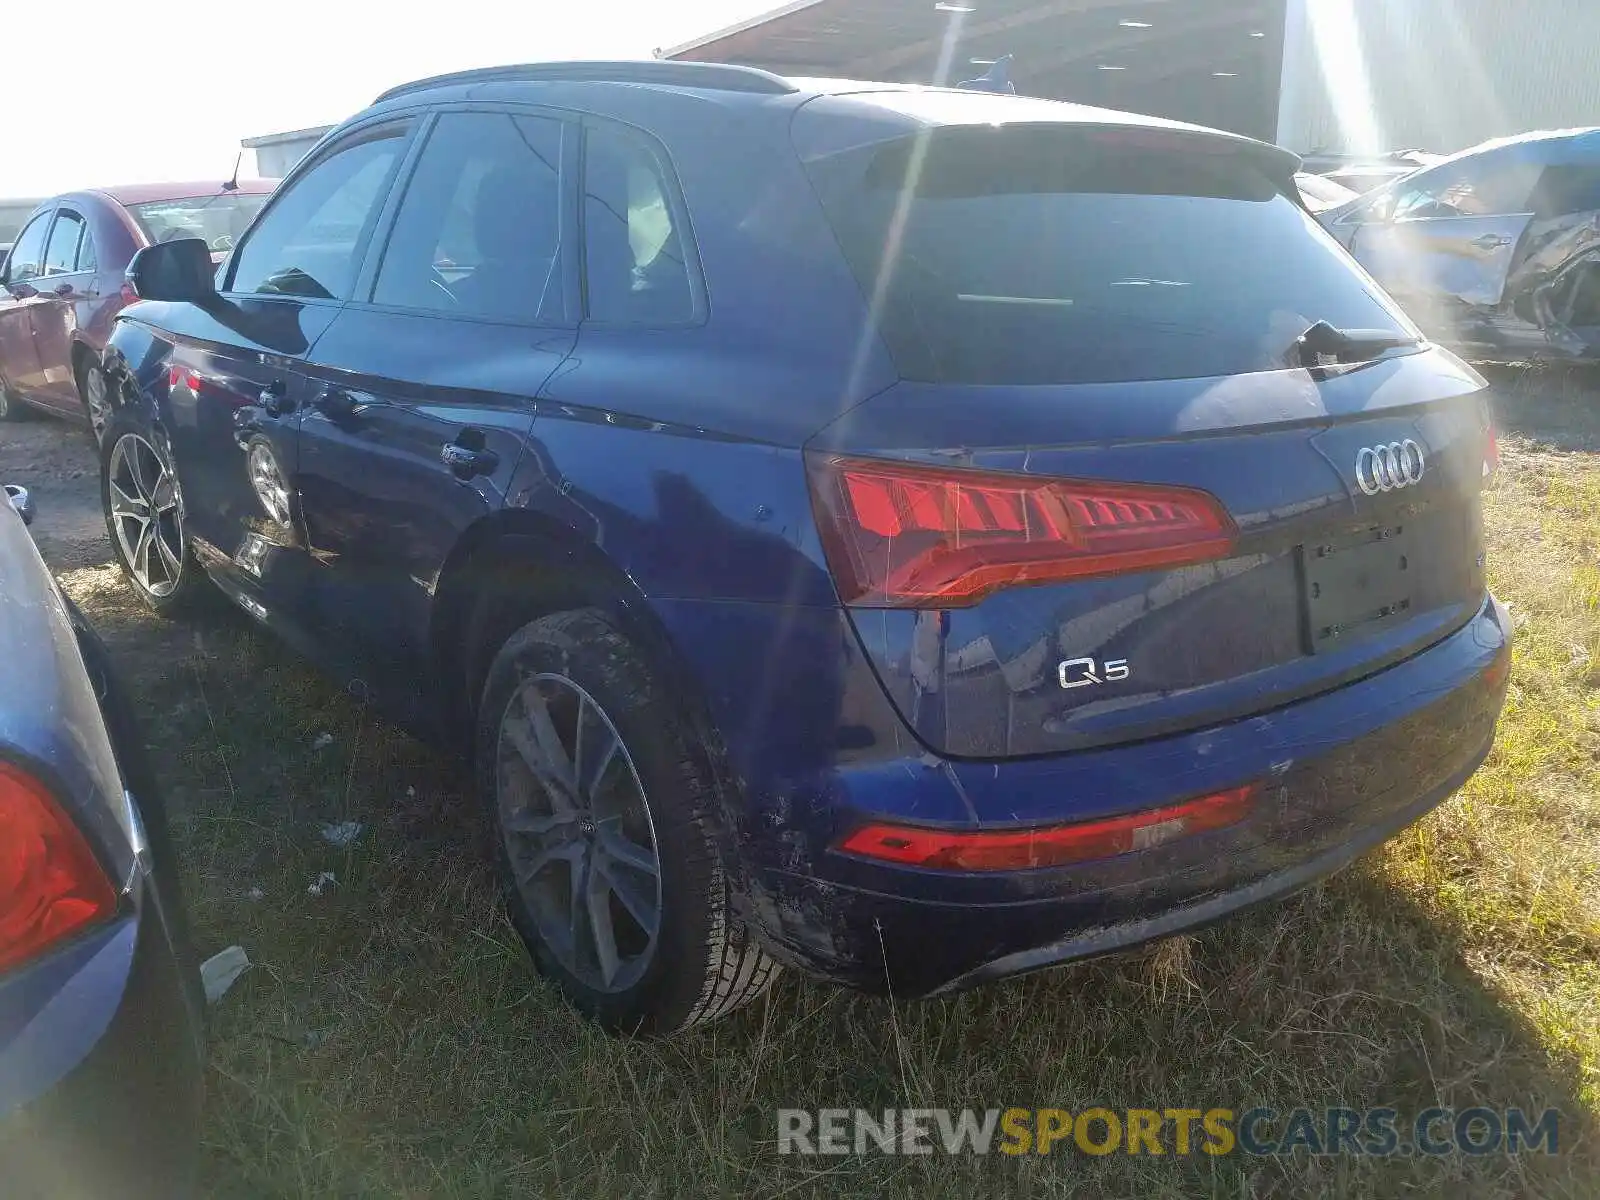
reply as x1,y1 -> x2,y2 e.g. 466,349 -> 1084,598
1287,320 -> 1422,370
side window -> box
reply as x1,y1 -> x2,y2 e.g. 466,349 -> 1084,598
4,214 -> 50,283
582,124 -> 695,324
1528,165 -> 1600,218
373,112 -> 564,323
1395,161 -> 1539,221
42,211 -> 86,276
228,122 -> 410,300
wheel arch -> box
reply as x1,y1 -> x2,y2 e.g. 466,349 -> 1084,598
431,510 -> 730,777
432,509 -> 754,864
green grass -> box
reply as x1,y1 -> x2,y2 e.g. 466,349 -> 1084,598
56,436 -> 1599,1198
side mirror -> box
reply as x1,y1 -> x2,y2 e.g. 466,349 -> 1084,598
5,484 -> 35,526
126,238 -> 218,304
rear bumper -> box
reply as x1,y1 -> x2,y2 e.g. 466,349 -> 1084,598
0,862 -> 204,1199
733,594 -> 1510,996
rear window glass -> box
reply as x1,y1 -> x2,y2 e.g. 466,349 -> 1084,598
802,126 -> 1414,385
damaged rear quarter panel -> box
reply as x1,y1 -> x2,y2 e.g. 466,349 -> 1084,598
1506,208 -> 1600,355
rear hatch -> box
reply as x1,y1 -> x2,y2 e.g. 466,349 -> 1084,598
797,112 -> 1493,759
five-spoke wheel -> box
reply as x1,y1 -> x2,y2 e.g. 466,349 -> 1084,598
496,673 -> 662,994
108,433 -> 185,598
101,413 -> 202,614
478,608 -> 778,1033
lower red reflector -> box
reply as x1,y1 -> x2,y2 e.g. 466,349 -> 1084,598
1482,648 -> 1511,690
837,785 -> 1257,871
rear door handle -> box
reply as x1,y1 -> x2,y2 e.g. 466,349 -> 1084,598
1470,233 -> 1512,251
441,436 -> 499,479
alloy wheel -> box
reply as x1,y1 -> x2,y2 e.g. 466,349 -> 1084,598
84,366 -> 110,443
108,433 -> 185,598
495,673 -> 663,994
247,439 -> 292,525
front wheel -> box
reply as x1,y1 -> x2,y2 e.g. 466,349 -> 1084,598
477,608 -> 779,1034
100,413 -> 204,614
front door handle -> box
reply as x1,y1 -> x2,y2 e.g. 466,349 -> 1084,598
441,436 -> 499,480
258,381 -> 292,418
1470,233 -> 1512,252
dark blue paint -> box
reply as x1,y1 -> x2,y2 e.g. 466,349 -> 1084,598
101,71 -> 1508,997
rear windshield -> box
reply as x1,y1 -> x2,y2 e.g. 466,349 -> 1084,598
802,126 -> 1414,385
130,194 -> 269,256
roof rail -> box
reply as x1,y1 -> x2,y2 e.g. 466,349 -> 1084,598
375,61 -> 798,103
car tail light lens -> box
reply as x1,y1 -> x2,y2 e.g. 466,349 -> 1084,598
808,455 -> 1236,607
0,763 -> 119,974
837,785 -> 1256,872
119,281 -> 140,306
167,365 -> 201,393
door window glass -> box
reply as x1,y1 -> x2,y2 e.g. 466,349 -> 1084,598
373,112 -> 564,322
4,214 -> 49,283
229,123 -> 410,300
1393,161 -> 1540,220
43,212 -> 86,276
582,124 -> 694,324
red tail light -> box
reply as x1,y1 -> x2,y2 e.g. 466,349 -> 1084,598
0,763 -> 119,973
837,785 -> 1256,872
808,455 -> 1236,607
119,281 -> 140,306
167,365 -> 201,393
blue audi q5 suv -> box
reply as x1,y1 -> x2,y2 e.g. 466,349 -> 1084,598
98,62 -> 1509,1033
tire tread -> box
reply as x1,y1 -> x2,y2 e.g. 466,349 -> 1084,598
478,606 -> 777,1034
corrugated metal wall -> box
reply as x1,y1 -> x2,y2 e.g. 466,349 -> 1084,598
1277,0 -> 1600,154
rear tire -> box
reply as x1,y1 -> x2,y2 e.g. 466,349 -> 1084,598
100,412 -> 205,615
476,607 -> 778,1034
78,356 -> 112,448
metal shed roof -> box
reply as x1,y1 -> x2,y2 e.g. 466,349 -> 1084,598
664,0 -> 1285,139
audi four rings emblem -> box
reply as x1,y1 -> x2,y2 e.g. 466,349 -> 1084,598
1354,439 -> 1425,495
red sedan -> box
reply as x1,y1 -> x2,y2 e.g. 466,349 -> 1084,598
0,180 -> 274,443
